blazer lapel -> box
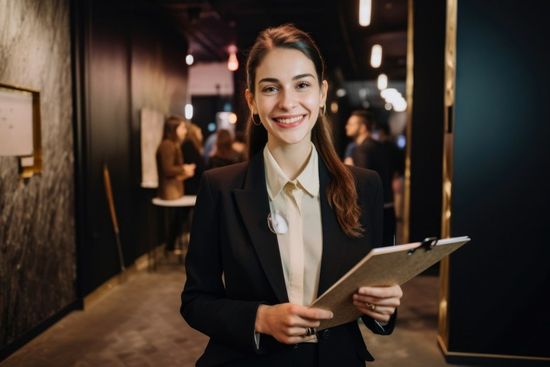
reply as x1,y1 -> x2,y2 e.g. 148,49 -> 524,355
317,161 -> 357,297
233,154 -> 289,303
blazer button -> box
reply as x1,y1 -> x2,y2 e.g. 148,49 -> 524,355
320,329 -> 330,340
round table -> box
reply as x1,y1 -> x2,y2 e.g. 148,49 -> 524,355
150,195 -> 197,270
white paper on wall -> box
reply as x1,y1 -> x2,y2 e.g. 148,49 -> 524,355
140,108 -> 164,188
0,88 -> 34,156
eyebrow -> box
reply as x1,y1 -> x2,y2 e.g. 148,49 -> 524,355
258,73 -> 316,84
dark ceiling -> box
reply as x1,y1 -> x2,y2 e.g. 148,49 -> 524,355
152,0 -> 408,82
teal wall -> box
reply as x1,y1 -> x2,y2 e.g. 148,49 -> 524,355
448,0 -> 550,363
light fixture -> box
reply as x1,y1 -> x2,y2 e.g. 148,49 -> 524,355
359,0 -> 372,26
336,88 -> 347,97
370,44 -> 382,68
377,73 -> 388,90
185,54 -> 194,66
227,45 -> 239,71
185,104 -> 193,119
330,101 -> 339,113
229,112 -> 237,124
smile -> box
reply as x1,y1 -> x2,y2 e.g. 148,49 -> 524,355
272,114 -> 306,128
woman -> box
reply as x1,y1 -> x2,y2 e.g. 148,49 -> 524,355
156,116 -> 195,251
182,121 -> 205,195
181,25 -> 403,367
206,129 -> 245,169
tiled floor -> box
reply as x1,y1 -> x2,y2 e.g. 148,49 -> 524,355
1,259 -> 466,367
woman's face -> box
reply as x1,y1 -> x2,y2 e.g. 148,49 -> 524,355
176,122 -> 187,141
247,48 -> 327,148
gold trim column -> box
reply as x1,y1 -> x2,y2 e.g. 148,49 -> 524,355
403,0 -> 415,243
438,0 -> 457,350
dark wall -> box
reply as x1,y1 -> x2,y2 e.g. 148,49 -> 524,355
0,0 -> 77,356
447,0 -> 550,363
76,0 -> 189,296
407,0 -> 446,243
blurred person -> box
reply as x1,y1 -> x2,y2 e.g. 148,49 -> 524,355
343,110 -> 369,165
232,130 -> 248,160
182,122 -> 205,195
376,121 -> 405,235
351,112 -> 395,245
206,129 -> 245,169
181,24 -> 402,367
156,116 -> 196,251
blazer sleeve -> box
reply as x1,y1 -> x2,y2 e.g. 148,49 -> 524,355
359,170 -> 398,335
180,172 -> 262,353
158,141 -> 184,177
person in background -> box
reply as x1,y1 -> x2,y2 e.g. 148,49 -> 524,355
206,129 -> 245,169
182,121 -> 205,195
350,112 -> 395,245
181,24 -> 402,367
156,116 -> 196,251
343,110 -> 370,166
232,130 -> 248,160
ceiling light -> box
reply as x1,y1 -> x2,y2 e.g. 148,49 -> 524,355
370,44 -> 382,68
185,104 -> 193,120
377,74 -> 388,90
330,101 -> 339,113
185,54 -> 194,66
227,45 -> 239,71
359,0 -> 372,27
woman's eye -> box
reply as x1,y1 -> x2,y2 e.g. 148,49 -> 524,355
262,86 -> 278,93
296,81 -> 311,89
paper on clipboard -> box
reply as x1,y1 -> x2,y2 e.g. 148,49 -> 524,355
311,236 -> 470,330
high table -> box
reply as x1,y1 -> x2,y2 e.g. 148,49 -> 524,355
151,195 -> 197,270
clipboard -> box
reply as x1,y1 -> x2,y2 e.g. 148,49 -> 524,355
311,236 -> 471,330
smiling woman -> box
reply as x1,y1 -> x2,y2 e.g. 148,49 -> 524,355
181,24 -> 403,367
246,48 -> 327,148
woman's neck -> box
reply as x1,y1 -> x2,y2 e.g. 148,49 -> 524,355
267,138 -> 312,180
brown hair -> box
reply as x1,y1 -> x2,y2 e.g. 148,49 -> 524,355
351,110 -> 374,132
215,129 -> 235,159
185,121 -> 203,153
245,24 -> 363,238
163,115 -> 184,141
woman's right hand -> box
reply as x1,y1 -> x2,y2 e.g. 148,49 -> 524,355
181,163 -> 196,180
254,304 -> 333,344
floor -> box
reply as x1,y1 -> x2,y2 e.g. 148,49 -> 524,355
1,257 -> 468,367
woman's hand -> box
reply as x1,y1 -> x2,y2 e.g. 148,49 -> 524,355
353,285 -> 402,323
255,304 -> 333,344
180,163 -> 196,180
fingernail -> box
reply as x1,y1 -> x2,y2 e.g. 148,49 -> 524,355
329,312 -> 334,319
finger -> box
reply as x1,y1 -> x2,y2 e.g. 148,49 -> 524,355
286,326 -> 310,336
353,294 -> 400,307
353,300 -> 396,316
358,285 -> 403,298
293,306 -> 333,320
284,335 -> 316,344
291,316 -> 322,328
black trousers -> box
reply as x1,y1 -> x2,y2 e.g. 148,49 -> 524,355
160,207 -> 189,251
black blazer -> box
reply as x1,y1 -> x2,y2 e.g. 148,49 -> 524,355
181,152 -> 396,367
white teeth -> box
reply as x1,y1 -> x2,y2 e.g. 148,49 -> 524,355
275,115 -> 303,124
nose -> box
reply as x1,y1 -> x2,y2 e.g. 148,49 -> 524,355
277,88 -> 298,110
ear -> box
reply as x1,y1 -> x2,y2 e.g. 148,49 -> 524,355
245,89 -> 256,114
320,80 -> 328,107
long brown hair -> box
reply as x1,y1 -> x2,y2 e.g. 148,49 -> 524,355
245,24 -> 363,238
163,115 -> 184,142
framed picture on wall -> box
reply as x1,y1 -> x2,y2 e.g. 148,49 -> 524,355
0,83 -> 42,178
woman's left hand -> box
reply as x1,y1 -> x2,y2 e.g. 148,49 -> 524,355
353,285 -> 403,323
